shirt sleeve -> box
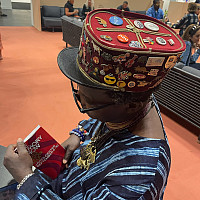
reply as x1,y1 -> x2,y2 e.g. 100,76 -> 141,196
14,170 -> 65,200
84,169 -> 167,200
146,8 -> 153,17
64,3 -> 67,8
180,41 -> 192,65
174,15 -> 187,29
160,9 -> 164,19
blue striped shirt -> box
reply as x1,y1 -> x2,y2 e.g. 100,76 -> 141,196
15,97 -> 171,200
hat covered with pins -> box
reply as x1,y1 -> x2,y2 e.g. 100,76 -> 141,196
58,9 -> 186,92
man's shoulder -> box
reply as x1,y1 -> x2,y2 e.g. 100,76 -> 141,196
158,8 -> 164,13
147,6 -> 154,12
117,5 -> 122,10
65,2 -> 71,8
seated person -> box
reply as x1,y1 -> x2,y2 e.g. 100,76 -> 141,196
146,0 -> 164,20
180,24 -> 200,70
172,3 -> 198,36
117,1 -> 130,11
4,9 -> 185,200
64,0 -> 79,17
82,0 -> 94,20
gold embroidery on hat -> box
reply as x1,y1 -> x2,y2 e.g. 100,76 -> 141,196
87,11 -> 184,54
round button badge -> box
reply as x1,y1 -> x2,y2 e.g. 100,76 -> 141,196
117,34 -> 129,43
156,37 -> 167,45
109,16 -> 123,26
134,20 -> 144,29
144,22 -> 159,31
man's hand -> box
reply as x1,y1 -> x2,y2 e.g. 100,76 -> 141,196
74,9 -> 79,14
61,134 -> 80,168
4,138 -> 33,183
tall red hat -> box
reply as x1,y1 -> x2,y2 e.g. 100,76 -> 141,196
58,9 -> 186,92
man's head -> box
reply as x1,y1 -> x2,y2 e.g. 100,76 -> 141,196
72,82 -> 153,122
187,2 -> 198,13
122,1 -> 128,9
69,0 -> 74,5
58,9 -> 186,119
153,0 -> 160,11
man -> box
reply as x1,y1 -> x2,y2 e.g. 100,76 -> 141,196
172,3 -> 198,36
0,1 -> 7,17
146,0 -> 164,20
4,9 -> 186,200
117,1 -> 130,12
64,0 -> 79,17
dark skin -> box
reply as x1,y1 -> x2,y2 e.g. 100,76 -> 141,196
154,1 -> 160,11
4,84 -> 165,181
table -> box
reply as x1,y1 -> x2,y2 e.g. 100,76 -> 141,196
61,16 -> 83,47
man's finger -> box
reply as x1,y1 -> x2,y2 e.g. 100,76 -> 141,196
5,144 -> 16,156
17,138 -> 28,155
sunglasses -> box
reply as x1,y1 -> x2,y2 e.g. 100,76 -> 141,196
70,81 -> 114,113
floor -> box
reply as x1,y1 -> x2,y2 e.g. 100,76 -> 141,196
0,9 -> 200,200
0,9 -> 31,26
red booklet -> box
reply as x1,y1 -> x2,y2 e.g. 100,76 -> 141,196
23,125 -> 65,179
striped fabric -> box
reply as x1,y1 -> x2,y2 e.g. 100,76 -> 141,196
15,96 -> 171,200
174,13 -> 198,35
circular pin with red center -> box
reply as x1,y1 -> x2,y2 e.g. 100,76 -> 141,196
117,34 -> 129,43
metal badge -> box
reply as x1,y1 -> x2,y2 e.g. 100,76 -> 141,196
118,71 -> 132,81
104,74 -> 116,85
109,16 -> 123,26
117,34 -> 129,43
116,81 -> 126,88
100,35 -> 112,41
168,39 -> 175,46
102,52 -> 112,61
91,41 -> 101,55
100,70 -> 105,75
148,69 -> 159,76
143,37 -> 154,45
133,74 -> 146,79
135,66 -> 148,73
156,37 -> 167,45
146,57 -> 165,67
93,56 -> 99,64
128,81 -> 136,88
95,17 -> 107,27
137,80 -> 149,87
129,41 -> 142,48
102,64 -> 113,71
112,53 -> 130,64
125,55 -> 138,68
165,56 -> 177,69
134,20 -> 144,29
144,22 -> 159,31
